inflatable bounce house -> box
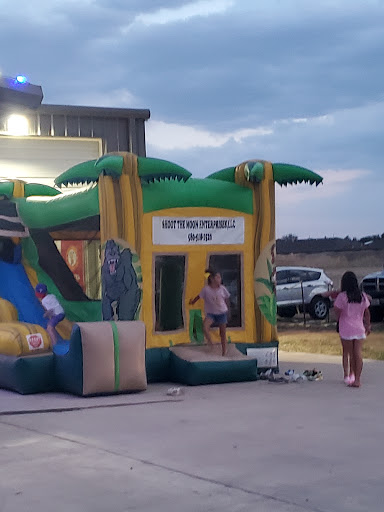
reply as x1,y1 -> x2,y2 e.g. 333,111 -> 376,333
0,153 -> 322,394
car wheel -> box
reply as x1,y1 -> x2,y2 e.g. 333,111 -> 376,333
278,306 -> 296,318
369,306 -> 384,323
310,297 -> 329,320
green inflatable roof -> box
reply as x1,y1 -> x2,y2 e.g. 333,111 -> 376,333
8,156 -> 322,230
15,177 -> 253,231
55,156 -> 192,187
16,185 -> 100,229
142,178 -> 253,214
207,162 -> 323,186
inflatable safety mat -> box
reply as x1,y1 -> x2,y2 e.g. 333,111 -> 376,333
169,344 -> 258,385
0,353 -> 55,394
0,322 -> 51,356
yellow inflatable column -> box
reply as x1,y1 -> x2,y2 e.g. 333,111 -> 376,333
235,161 -> 277,343
253,162 -> 277,342
12,180 -> 25,199
99,175 -> 120,244
120,153 -> 144,256
11,179 -> 26,246
98,153 -> 143,257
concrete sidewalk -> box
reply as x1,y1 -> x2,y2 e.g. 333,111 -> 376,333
1,352 -> 383,512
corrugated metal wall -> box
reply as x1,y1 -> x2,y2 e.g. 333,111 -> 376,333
0,104 -> 150,156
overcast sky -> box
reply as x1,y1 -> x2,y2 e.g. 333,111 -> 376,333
1,0 -> 384,238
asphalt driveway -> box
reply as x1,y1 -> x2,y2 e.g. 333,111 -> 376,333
0,351 -> 383,512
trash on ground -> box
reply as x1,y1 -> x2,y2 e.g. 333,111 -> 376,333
260,368 -> 323,383
166,387 -> 184,396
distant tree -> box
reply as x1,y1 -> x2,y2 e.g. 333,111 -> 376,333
281,233 -> 298,242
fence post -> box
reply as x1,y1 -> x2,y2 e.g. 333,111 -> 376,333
300,280 -> 306,327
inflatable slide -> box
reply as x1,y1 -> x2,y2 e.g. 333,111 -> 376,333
0,260 -> 47,326
0,201 -> 147,395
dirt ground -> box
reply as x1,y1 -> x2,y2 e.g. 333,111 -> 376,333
278,315 -> 384,360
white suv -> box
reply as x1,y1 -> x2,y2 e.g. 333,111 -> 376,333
276,266 -> 333,320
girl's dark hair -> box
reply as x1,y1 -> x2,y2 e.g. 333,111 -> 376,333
205,267 -> 217,285
341,271 -> 362,303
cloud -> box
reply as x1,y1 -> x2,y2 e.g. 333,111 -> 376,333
147,111 -> 338,153
133,0 -> 233,26
277,115 -> 333,126
275,168 -> 379,238
2,0 -> 384,130
65,88 -> 140,108
145,87 -> 384,176
147,120 -> 272,150
146,97 -> 384,239
321,169 -> 371,186
1,0 -> 384,237
98,1 -> 384,128
276,169 -> 372,206
146,99 -> 381,174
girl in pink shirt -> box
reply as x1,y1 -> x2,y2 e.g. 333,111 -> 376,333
334,271 -> 371,387
189,269 -> 230,356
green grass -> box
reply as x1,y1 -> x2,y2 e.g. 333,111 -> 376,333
279,324 -> 384,361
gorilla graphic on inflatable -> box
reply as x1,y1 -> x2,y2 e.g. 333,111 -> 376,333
101,240 -> 141,321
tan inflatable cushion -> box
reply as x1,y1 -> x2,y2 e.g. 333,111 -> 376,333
79,321 -> 147,396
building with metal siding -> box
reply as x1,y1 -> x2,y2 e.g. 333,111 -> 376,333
0,86 -> 151,300
0,103 -> 150,156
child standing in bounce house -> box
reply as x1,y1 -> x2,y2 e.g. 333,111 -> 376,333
190,269 -> 230,356
35,283 -> 65,346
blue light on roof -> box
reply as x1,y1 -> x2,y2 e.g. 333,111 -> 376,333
15,75 -> 28,84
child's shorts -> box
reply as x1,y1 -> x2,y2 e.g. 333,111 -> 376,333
206,313 -> 227,325
341,334 -> 366,340
48,313 -> 65,327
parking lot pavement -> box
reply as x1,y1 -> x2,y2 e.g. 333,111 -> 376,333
1,352 -> 384,512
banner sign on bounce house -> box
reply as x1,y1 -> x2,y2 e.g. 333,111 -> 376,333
152,216 -> 245,245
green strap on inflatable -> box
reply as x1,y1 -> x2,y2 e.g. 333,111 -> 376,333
189,309 -> 204,344
110,322 -> 120,391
